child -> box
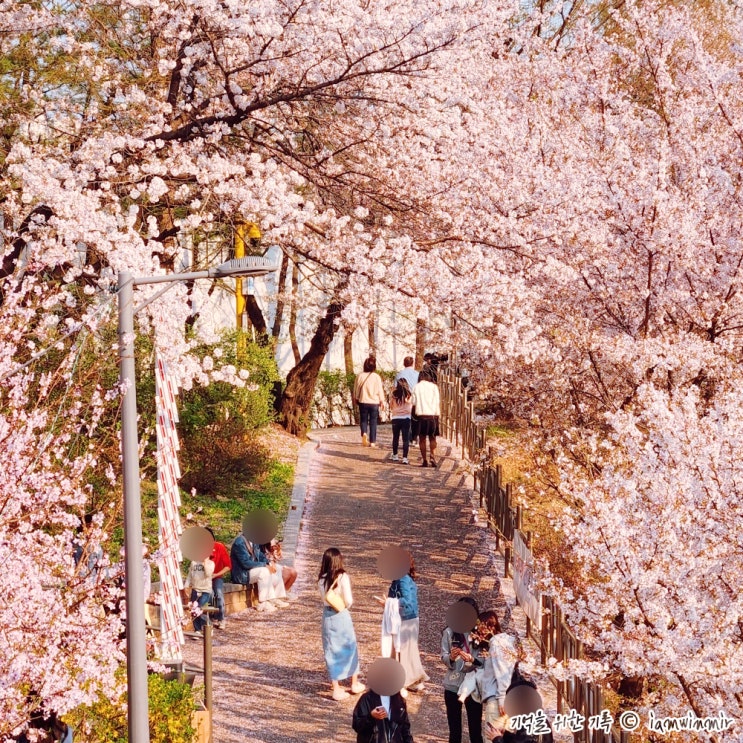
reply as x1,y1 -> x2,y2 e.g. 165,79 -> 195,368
389,378 -> 413,463
261,538 -> 297,596
182,557 -> 215,633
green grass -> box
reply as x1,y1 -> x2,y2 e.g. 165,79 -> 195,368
180,460 -> 294,544
111,458 -> 295,578
485,423 -> 516,438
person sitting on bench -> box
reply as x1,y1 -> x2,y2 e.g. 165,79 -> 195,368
230,532 -> 289,613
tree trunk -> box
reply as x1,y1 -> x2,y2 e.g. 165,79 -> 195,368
343,325 -> 357,425
245,294 -> 268,344
271,249 -> 290,339
0,205 -> 53,306
280,290 -> 346,436
289,260 -> 301,365
185,238 -> 201,332
343,327 -> 354,376
367,315 -> 376,354
415,317 -> 427,369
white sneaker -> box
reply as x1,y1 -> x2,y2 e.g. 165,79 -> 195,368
272,598 -> 291,608
256,601 -> 277,613
391,454 -> 399,461
402,457 -> 409,464
369,442 -> 378,448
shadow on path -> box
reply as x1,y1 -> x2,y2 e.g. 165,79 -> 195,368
184,426 -> 508,742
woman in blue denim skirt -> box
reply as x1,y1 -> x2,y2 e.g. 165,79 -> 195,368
318,547 -> 366,700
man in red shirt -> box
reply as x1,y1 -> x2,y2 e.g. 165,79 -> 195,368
206,527 -> 231,629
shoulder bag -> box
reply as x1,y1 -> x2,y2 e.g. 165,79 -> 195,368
353,372 -> 371,406
325,576 -> 346,612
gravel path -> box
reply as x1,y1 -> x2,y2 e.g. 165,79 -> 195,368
183,425 -> 563,742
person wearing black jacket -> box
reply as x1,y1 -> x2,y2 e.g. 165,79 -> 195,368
352,689 -> 414,743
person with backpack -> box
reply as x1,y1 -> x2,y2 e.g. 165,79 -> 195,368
484,665 -> 554,743
475,610 -> 554,743
389,378 -> 413,464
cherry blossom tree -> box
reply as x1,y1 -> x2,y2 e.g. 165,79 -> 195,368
4,0 -> 743,732
0,278 -> 125,736
0,0 -> 513,730
445,0 -> 743,729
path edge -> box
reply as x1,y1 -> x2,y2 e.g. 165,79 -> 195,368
280,437 -> 319,566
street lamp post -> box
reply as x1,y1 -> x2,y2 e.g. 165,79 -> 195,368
118,257 -> 278,743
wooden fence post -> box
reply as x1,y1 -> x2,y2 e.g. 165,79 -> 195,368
443,368 -> 630,743
540,595 -> 549,666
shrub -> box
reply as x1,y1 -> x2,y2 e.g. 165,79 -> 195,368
312,368 -> 397,427
312,370 -> 356,427
65,672 -> 196,743
179,421 -> 270,495
178,332 -> 279,495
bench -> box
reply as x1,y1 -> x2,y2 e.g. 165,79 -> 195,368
146,581 -> 259,631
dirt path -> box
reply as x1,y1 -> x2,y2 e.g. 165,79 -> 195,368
183,425 -> 561,742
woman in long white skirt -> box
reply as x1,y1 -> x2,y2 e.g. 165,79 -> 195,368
378,555 -> 429,695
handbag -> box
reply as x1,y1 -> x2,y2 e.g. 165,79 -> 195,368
325,577 -> 346,612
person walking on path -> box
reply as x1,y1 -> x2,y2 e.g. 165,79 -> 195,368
389,378 -> 413,464
396,356 -> 419,443
411,367 -> 441,467
206,527 -> 231,629
380,555 -> 429,693
441,597 -> 485,743
318,547 -> 365,701
353,356 -> 386,448
395,356 -> 419,391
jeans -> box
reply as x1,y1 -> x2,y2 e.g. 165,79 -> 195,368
190,589 -> 213,632
444,689 -> 482,743
391,417 -> 411,457
358,403 -> 380,443
212,576 -> 225,622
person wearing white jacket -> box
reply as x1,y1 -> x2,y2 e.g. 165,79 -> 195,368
411,367 -> 441,467
477,610 -> 521,733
